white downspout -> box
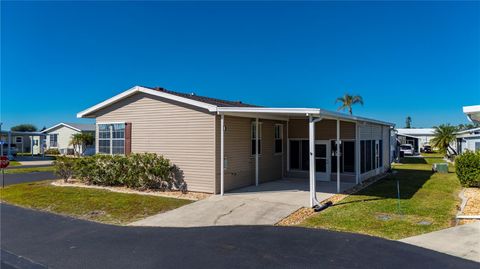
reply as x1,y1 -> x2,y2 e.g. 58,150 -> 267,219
309,115 -> 315,207
255,118 -> 259,186
336,119 -> 341,193
220,114 -> 225,195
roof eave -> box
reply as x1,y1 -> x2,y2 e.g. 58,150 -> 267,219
77,86 -> 218,118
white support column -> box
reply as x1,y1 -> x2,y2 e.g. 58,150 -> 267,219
220,114 -> 225,195
286,121 -> 290,172
355,122 -> 360,184
255,118 -> 259,186
309,115 -> 316,208
336,119 -> 341,193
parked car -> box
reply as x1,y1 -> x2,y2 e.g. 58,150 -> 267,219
400,144 -> 414,156
1,144 -> 18,157
422,145 -> 433,153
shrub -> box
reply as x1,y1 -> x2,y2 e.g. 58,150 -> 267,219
72,153 -> 183,192
53,156 -> 77,182
455,151 -> 480,187
126,153 -> 171,190
45,148 -> 60,155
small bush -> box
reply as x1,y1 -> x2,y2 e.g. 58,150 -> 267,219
45,148 -> 60,155
455,151 -> 480,187
53,156 -> 77,182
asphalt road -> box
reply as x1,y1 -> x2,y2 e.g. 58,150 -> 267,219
1,171 -> 58,187
1,204 -> 477,269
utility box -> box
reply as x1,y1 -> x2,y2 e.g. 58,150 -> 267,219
433,163 -> 448,174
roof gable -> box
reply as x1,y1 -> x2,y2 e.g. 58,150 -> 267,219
78,86 -> 257,118
42,123 -> 95,133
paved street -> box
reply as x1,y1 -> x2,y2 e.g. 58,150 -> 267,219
1,204 -> 477,269
1,171 -> 58,187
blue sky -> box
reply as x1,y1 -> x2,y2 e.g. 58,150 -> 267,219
1,1 -> 479,130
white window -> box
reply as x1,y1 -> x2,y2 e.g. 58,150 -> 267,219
251,122 -> 262,155
15,136 -> 23,143
98,123 -> 125,155
274,124 -> 283,154
50,134 -> 58,147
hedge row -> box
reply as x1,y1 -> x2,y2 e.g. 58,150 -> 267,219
53,153 -> 187,193
455,150 -> 480,187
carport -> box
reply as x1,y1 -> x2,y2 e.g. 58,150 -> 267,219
217,107 -> 393,208
0,130 -> 47,159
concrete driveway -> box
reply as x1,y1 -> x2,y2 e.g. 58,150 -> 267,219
400,222 -> 480,262
130,178 -> 355,227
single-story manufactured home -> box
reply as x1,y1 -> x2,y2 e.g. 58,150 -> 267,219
42,123 -> 95,155
78,86 -> 394,207
456,128 -> 480,154
457,105 -> 480,153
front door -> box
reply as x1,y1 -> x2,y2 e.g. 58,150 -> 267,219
315,141 -> 330,181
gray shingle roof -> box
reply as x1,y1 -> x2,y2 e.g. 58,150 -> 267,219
65,123 -> 95,131
144,86 -> 260,108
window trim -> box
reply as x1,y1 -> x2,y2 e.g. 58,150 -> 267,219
274,124 -> 283,155
15,136 -> 23,143
49,134 -> 58,148
97,122 -> 126,155
251,122 -> 263,156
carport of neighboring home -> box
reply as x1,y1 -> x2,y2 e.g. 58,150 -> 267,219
77,86 -> 393,207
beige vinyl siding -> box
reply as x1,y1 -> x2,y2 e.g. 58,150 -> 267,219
288,119 -> 356,140
94,92 -> 216,193
214,116 -> 287,193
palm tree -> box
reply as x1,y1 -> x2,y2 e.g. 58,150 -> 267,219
69,133 -> 94,156
430,124 -> 458,157
335,94 -> 364,115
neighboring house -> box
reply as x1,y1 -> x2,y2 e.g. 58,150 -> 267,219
77,86 -> 393,206
457,105 -> 480,153
463,105 -> 480,123
0,131 -> 46,157
456,128 -> 480,154
42,123 -> 95,155
396,128 -> 435,153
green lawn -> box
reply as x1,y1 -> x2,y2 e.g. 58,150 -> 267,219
8,161 -> 21,166
5,166 -> 55,174
300,156 -> 461,240
0,180 -> 192,225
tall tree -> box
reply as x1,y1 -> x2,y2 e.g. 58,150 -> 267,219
430,124 -> 458,157
69,133 -> 94,156
405,116 -> 412,128
11,124 -> 37,132
335,94 -> 364,115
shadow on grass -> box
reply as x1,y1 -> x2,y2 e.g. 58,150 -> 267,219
332,197 -> 386,207
400,157 -> 427,164
343,168 -> 435,200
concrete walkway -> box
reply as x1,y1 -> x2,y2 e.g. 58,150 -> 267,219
400,222 -> 480,262
130,179 -> 355,227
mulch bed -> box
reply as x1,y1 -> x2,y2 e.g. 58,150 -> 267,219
52,179 -> 211,201
458,187 -> 480,225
